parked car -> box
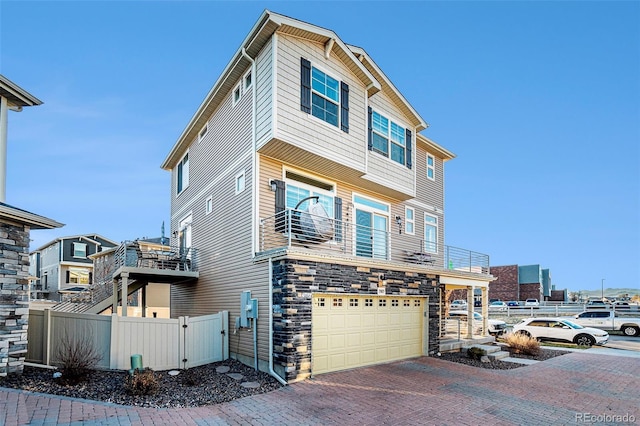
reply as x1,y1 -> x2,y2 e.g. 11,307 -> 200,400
571,310 -> 640,337
450,299 -> 468,309
474,300 -> 482,307
489,301 -> 507,311
513,317 -> 608,346
612,301 -> 630,310
524,298 -> 540,307
586,300 -> 610,309
507,301 -> 519,307
446,311 -> 508,336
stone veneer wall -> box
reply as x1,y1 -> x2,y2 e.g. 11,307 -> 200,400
271,259 -> 441,382
0,222 -> 30,376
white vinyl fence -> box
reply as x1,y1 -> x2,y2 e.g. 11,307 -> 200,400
27,309 -> 229,371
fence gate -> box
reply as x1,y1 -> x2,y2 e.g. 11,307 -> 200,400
179,312 -> 230,369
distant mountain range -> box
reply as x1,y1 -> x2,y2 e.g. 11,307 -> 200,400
569,288 -> 639,297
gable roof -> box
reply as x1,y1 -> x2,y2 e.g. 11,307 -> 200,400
416,133 -> 455,162
0,75 -> 43,109
161,10 -> 425,170
33,233 -> 118,252
0,202 -> 63,230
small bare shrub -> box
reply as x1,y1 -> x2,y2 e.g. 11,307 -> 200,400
54,330 -> 102,385
466,346 -> 487,360
181,369 -> 200,387
125,368 -> 160,395
505,332 -> 540,356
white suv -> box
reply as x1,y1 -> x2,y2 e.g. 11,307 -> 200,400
513,317 -> 608,346
446,311 -> 507,336
525,298 -> 540,307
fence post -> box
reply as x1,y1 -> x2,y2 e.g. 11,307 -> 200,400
43,309 -> 51,366
221,311 -> 229,360
179,316 -> 188,370
109,314 -> 119,370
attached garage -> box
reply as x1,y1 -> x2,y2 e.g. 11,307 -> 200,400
312,294 -> 428,375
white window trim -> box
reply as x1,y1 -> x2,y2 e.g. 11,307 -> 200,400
73,242 -> 87,259
405,206 -> 415,235
282,166 -> 336,196
232,83 -> 241,106
205,196 -> 213,215
235,170 -> 246,194
199,123 -> 208,142
424,212 -> 438,254
244,70 -> 252,90
176,150 -> 189,196
426,153 -> 435,181
371,109 -> 408,166
310,63 -> 340,128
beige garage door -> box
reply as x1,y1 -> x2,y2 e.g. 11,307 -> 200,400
312,294 -> 427,375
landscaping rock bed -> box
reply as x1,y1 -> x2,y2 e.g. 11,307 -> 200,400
0,359 -> 283,408
439,347 -> 571,370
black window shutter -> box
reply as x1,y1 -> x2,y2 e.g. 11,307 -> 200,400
274,179 -> 287,232
340,82 -> 349,133
300,58 -> 311,113
367,107 -> 373,151
334,197 -> 343,242
65,270 -> 70,283
406,129 -> 413,169
89,272 -> 93,284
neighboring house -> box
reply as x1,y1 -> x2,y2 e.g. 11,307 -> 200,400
489,264 -> 554,302
160,11 -> 493,382
0,75 -> 63,375
30,234 -> 117,301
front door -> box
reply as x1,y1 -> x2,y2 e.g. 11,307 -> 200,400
355,209 -> 388,259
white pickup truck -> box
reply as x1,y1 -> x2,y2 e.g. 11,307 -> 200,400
571,310 -> 640,337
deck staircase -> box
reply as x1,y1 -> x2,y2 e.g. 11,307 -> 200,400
51,279 -> 145,314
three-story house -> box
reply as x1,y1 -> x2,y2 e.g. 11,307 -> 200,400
161,10 -> 493,382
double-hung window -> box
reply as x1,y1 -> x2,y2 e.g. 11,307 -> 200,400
73,242 -> 87,258
405,207 -> 415,235
424,214 -> 438,253
300,58 -> 349,132
177,152 -> 189,194
427,154 -> 435,180
285,171 -> 335,219
369,109 -> 412,168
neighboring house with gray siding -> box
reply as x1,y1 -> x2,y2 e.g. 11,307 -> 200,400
161,10 -> 493,383
30,234 -> 117,301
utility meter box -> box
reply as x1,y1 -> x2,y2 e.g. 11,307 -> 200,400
240,290 -> 258,327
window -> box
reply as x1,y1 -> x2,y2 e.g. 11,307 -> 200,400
177,152 -> 189,194
354,194 -> 389,259
285,171 -> 335,218
73,242 -> 87,258
370,110 -> 409,167
199,123 -> 208,142
244,71 -> 252,90
235,170 -> 246,194
233,83 -> 241,106
424,213 -> 438,253
405,207 -> 415,235
67,267 -> 90,284
300,58 -> 349,132
205,196 -> 213,215
427,154 -> 435,180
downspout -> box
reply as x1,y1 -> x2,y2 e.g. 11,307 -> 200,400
241,47 -> 286,386
268,257 -> 287,385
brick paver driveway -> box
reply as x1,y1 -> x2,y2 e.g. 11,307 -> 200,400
1,351 -> 638,425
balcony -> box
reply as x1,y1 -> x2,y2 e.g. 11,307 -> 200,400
259,210 -> 489,275
111,241 -> 199,283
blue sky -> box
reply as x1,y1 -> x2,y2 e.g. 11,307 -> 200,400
1,1 -> 638,293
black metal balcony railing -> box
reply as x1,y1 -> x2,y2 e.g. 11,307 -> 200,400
113,241 -> 198,273
259,209 -> 489,274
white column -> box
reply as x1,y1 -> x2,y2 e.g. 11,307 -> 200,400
482,287 -> 489,335
112,278 -> 118,314
121,272 -> 129,317
0,96 -> 7,203
467,286 -> 474,338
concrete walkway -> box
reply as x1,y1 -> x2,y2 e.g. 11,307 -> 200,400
1,351 -> 638,425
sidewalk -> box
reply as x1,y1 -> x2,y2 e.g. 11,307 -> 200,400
1,350 -> 639,425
